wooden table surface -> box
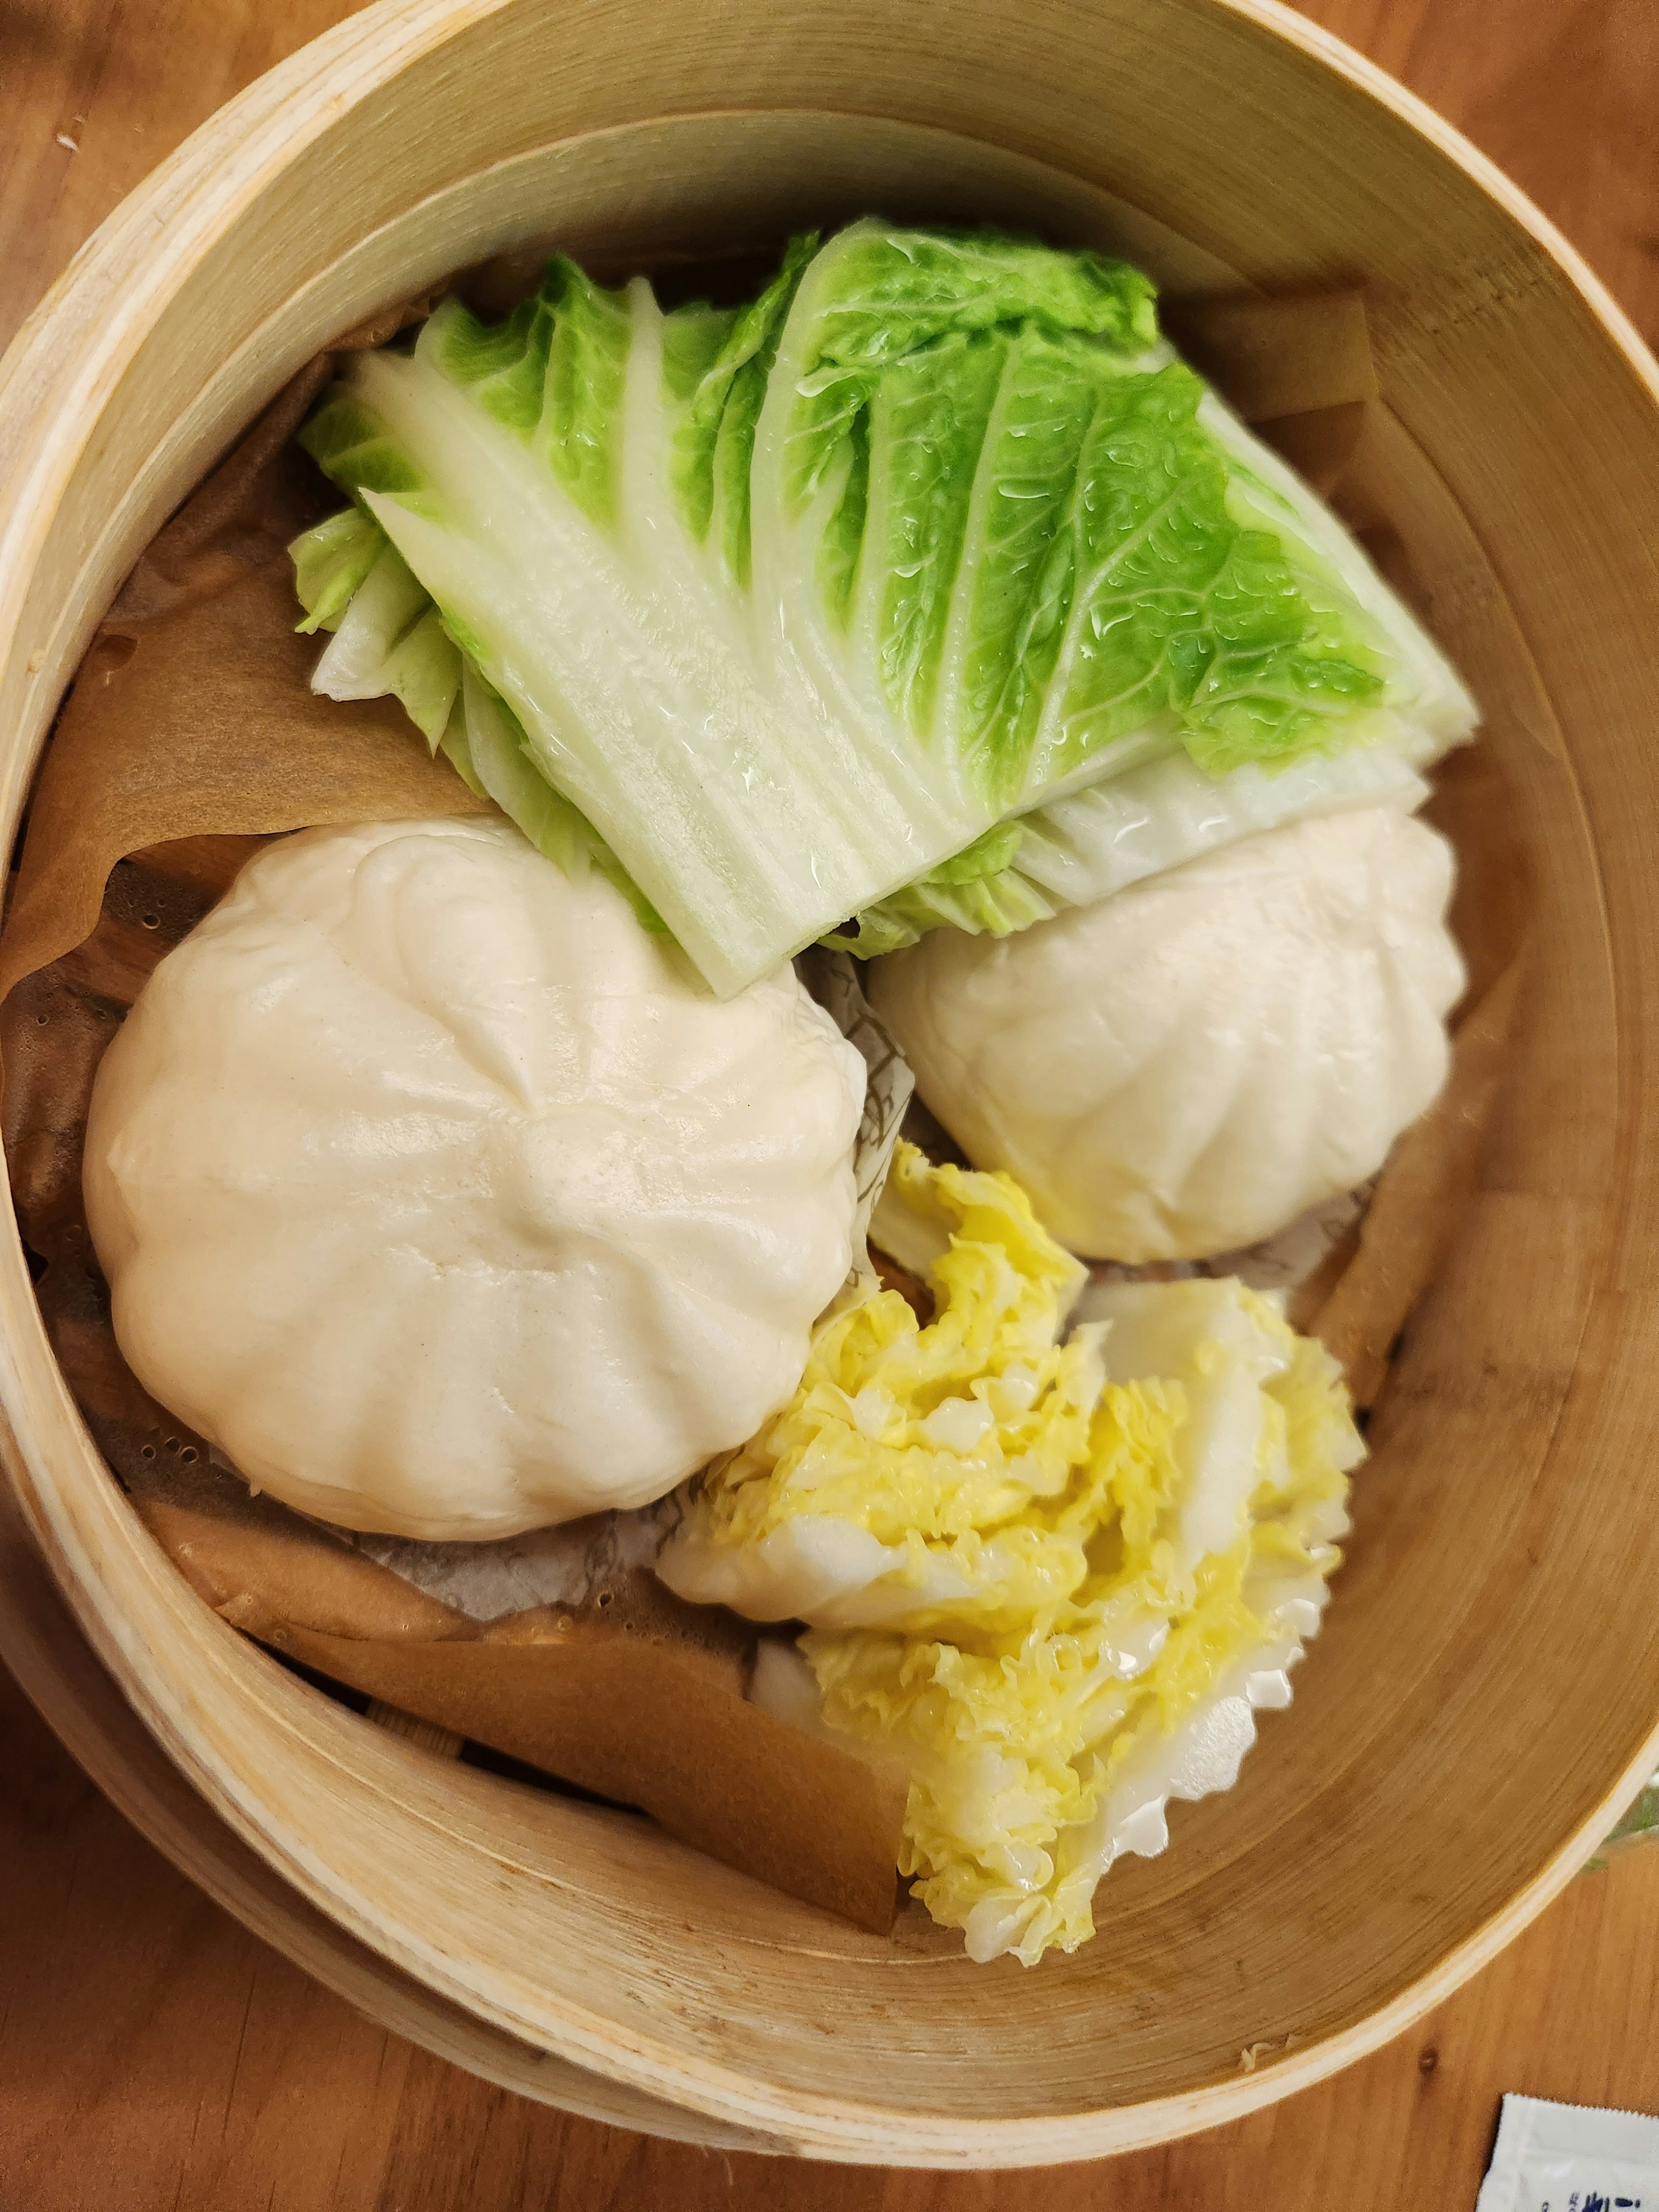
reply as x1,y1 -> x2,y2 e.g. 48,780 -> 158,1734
3,3 -> 1659,2206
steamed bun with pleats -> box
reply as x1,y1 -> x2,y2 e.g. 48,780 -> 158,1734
83,818 -> 865,1539
867,807 -> 1464,1263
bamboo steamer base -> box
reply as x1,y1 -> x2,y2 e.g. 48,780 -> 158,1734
3,0 -> 1659,2169
0,1477 -> 781,2152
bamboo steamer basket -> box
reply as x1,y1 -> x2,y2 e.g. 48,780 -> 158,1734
2,0 -> 1658,2169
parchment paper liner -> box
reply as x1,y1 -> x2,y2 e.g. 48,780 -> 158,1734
0,281 -> 1525,1933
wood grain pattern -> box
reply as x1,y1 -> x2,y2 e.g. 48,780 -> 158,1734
6,1643 -> 1659,2210
3,0 -> 1659,2197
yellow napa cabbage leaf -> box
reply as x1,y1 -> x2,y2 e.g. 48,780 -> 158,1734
686,1143 -> 1116,1627
666,1142 -> 1363,1964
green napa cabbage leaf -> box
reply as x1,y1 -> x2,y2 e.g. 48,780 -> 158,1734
294,224 -> 1474,994
290,515 -> 664,931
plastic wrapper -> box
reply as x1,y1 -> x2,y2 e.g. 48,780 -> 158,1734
1477,2092 -> 1659,2212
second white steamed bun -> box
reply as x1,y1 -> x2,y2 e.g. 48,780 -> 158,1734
868,807 -> 1465,1263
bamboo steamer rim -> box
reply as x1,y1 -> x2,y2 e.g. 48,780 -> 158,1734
0,1480 -> 786,2151
2,0 -> 1659,2167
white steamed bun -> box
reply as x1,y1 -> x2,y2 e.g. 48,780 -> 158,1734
867,806 -> 1464,1262
83,819 -> 864,1538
